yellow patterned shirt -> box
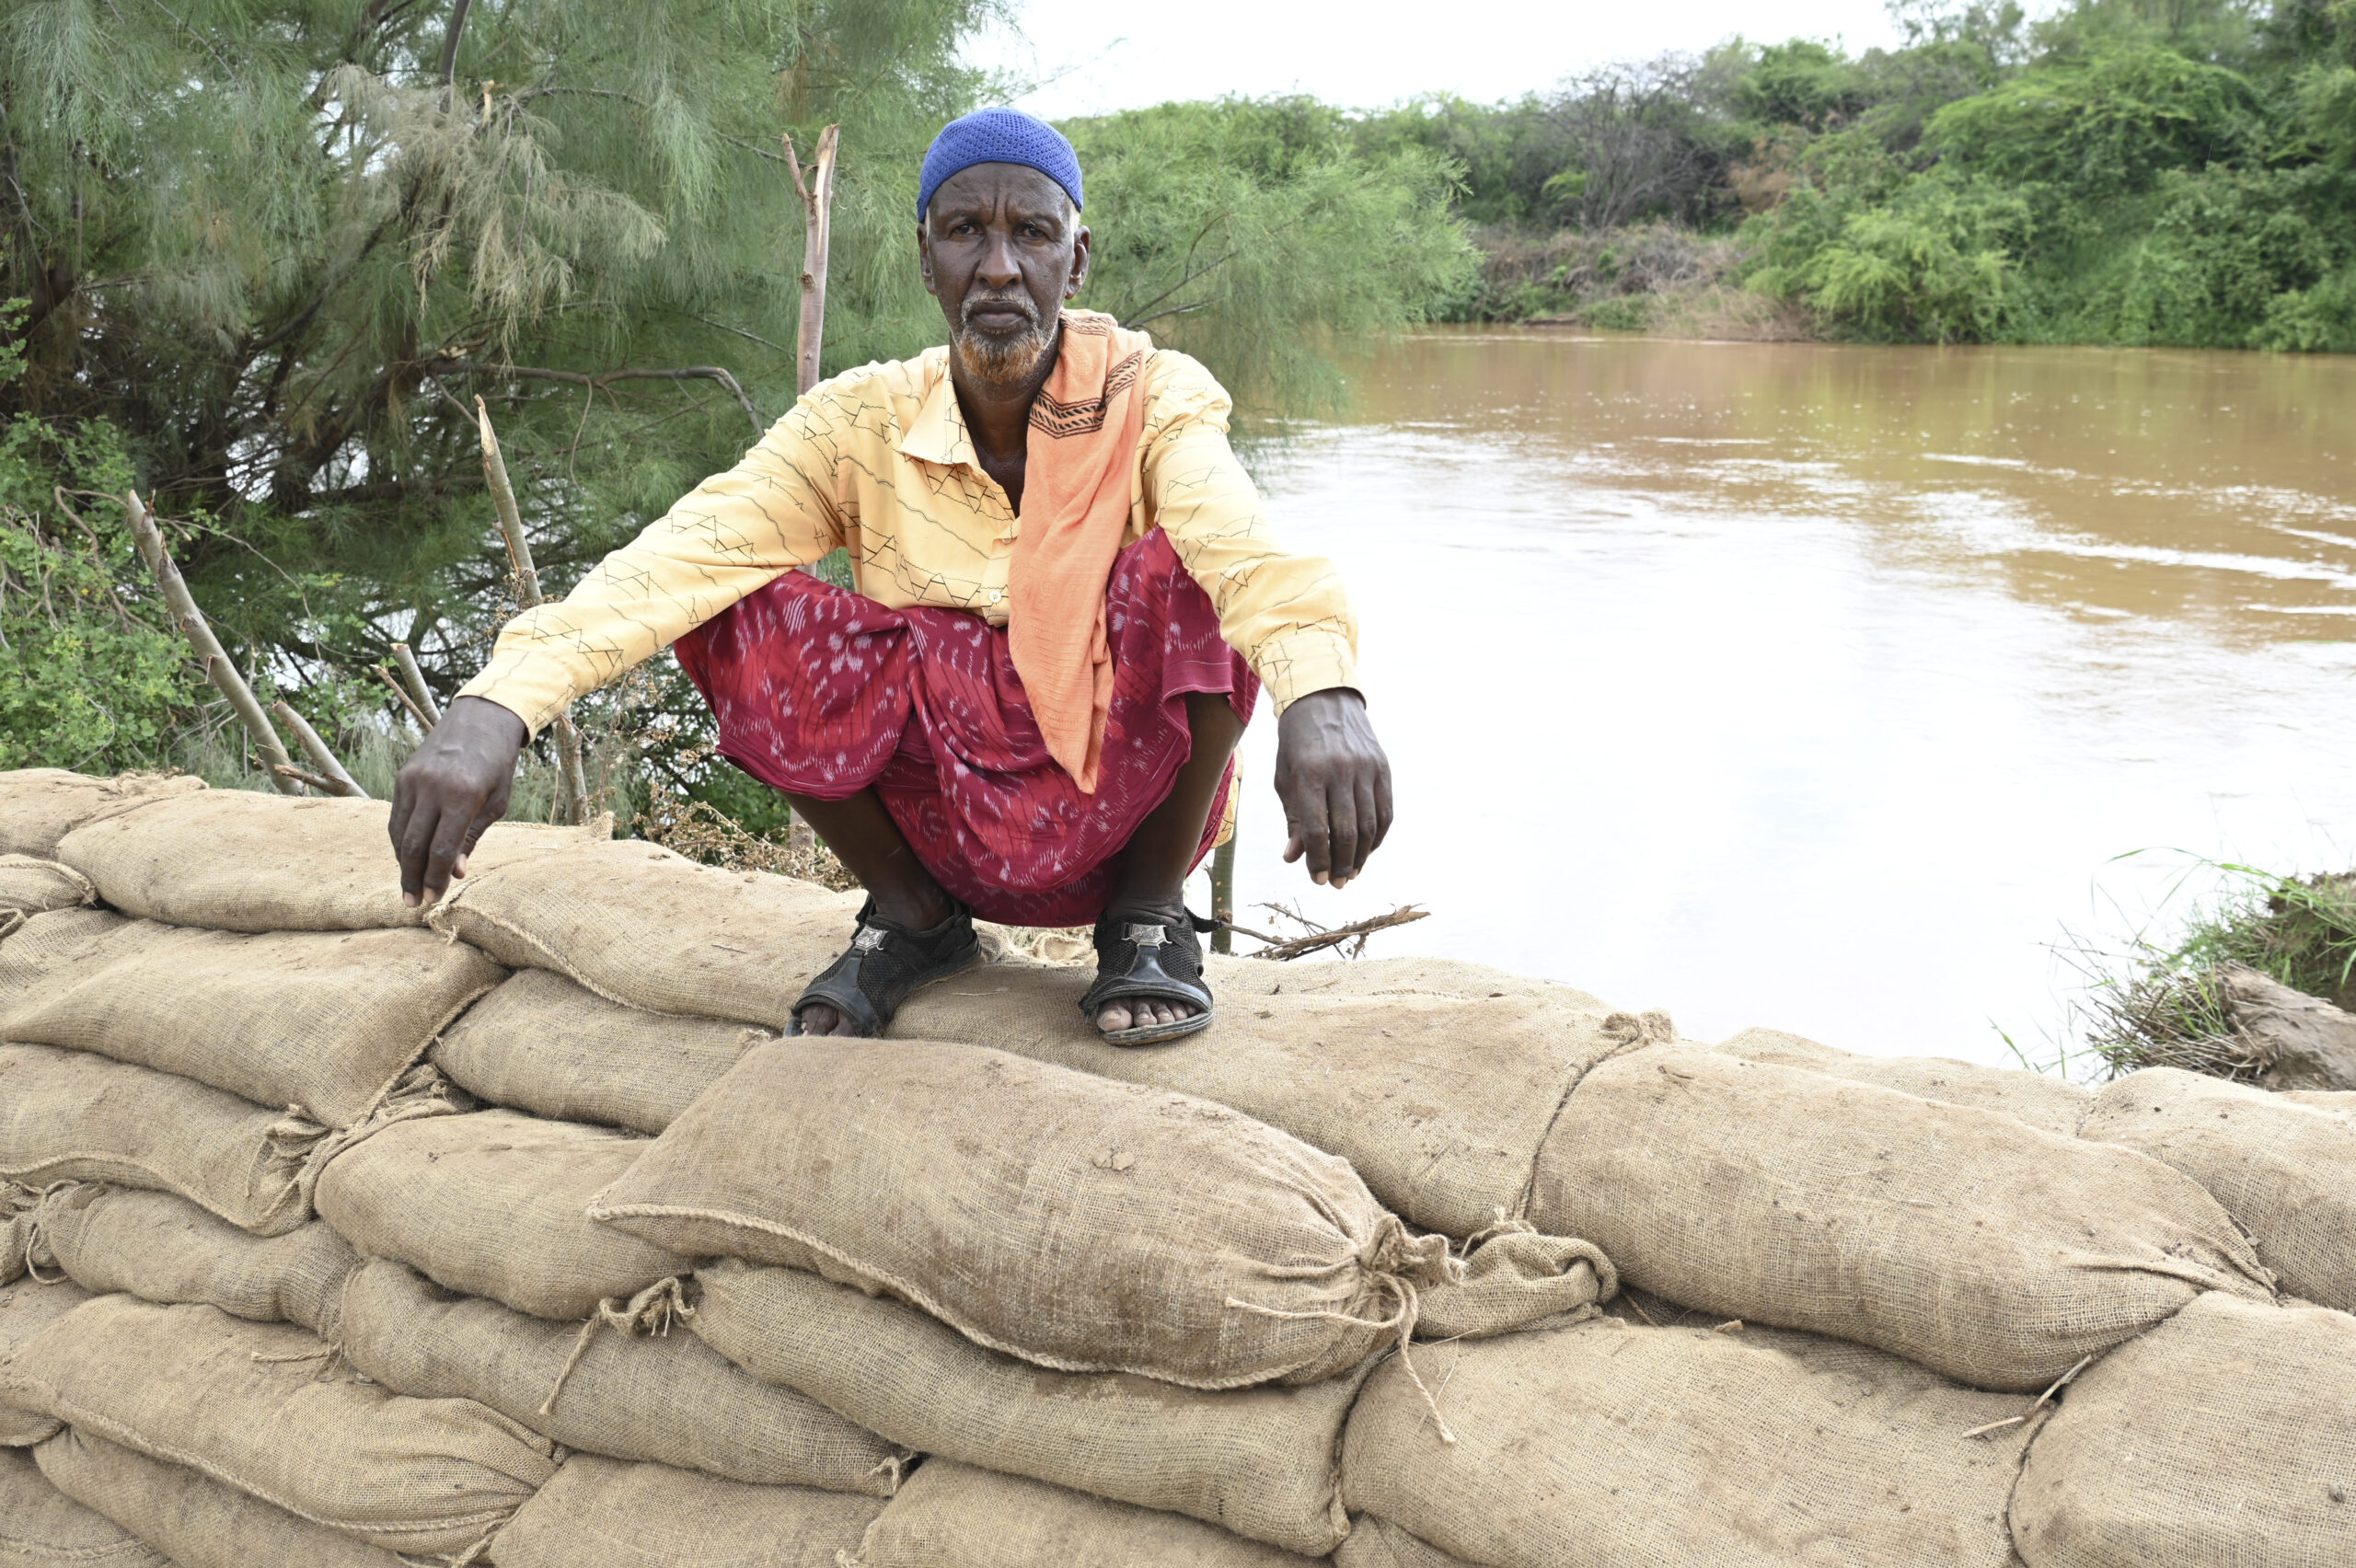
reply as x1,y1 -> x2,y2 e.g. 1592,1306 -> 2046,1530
460,344 -> 1360,737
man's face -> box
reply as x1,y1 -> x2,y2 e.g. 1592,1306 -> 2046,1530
919,162 -> 1091,387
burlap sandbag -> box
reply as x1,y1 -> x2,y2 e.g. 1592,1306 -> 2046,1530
10,1296 -> 557,1557
315,1109 -> 689,1320
0,908 -> 126,1007
2011,1292 -> 2356,1566
1529,1047 -> 2273,1390
693,1259 -> 1368,1554
1208,955 -> 1601,1006
429,838 -> 860,1022
0,1444 -> 167,1568
0,1043 -> 329,1236
0,856 -> 93,943
1333,1516 -> 1479,1568
854,1459 -> 1327,1568
0,919 -> 502,1127
893,970 -> 1641,1239
0,1281 -> 89,1447
56,790 -> 598,933
2078,1067 -> 2356,1312
0,768 -> 203,859
339,1258 -> 907,1494
592,1038 -> 1455,1389
493,1453 -> 886,1568
1344,1315 -> 2035,1568
37,1429 -> 402,1568
29,1184 -> 358,1336
1718,1027 -> 2092,1136
431,968 -> 771,1135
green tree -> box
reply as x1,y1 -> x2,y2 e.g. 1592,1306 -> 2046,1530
1069,98 -> 1478,418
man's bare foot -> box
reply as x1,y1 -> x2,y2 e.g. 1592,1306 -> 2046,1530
797,1001 -> 852,1036
1094,997 -> 1202,1033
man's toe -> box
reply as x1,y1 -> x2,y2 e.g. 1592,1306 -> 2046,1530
1097,1002 -> 1133,1032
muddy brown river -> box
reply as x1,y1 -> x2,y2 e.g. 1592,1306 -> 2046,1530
1210,329 -> 2356,1069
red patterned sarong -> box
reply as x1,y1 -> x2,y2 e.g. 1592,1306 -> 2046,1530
674,529 -> 1256,927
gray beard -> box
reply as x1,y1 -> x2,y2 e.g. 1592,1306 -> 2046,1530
953,299 -> 1055,386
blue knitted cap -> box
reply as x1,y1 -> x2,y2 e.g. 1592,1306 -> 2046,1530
918,107 -> 1083,223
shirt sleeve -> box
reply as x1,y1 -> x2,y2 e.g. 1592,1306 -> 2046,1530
458,393 -> 850,736
1138,352 -> 1361,713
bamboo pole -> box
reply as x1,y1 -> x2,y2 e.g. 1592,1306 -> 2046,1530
122,490 -> 306,795
270,700 -> 368,797
781,124 -> 840,398
474,397 -> 592,826
392,641 -> 443,724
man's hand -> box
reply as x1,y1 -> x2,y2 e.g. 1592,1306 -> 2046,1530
1273,688 -> 1392,889
391,696 -> 529,908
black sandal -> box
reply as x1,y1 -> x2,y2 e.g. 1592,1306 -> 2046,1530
1080,909 -> 1218,1046
790,895 -> 980,1037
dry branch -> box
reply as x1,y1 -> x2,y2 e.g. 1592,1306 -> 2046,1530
373,663 -> 434,732
391,641 -> 442,724
270,700 -> 367,797
1227,902 -> 1431,962
475,397 -> 592,826
122,490 -> 306,795
270,762 -> 340,792
782,124 -> 840,397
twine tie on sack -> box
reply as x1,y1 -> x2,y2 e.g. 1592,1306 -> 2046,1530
1225,1215 -> 1463,1443
540,1276 -> 694,1417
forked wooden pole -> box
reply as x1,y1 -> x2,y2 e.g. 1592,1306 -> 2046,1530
123,490 -> 306,794
270,700 -> 367,797
781,124 -> 840,398
475,397 -> 592,826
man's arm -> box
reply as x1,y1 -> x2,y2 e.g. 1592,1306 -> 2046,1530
393,400 -> 849,905
1139,353 -> 1392,887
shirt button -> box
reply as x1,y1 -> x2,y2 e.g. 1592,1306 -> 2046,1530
988,589 -> 1003,603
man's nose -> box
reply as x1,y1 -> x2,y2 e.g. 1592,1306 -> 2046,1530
977,228 -> 1022,290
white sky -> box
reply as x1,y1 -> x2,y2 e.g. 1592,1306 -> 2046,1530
974,0 -> 1909,119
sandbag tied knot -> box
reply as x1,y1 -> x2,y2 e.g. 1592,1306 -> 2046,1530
539,1275 -> 696,1417
1600,1009 -> 1676,1050
15,1179 -> 75,1285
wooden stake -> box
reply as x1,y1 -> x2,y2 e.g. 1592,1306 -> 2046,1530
270,700 -> 367,797
392,641 -> 444,724
122,490 -> 306,794
474,397 -> 592,826
781,124 -> 840,397
1209,829 -> 1236,955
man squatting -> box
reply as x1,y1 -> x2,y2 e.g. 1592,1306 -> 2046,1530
391,108 -> 1393,1044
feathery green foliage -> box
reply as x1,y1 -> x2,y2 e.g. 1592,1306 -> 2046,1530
1070,97 -> 1476,420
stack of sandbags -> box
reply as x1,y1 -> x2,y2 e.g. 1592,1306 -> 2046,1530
6,767 -> 2356,1568
1528,1043 -> 2275,1389
427,836 -> 1644,1239
586,1033 -> 1609,1562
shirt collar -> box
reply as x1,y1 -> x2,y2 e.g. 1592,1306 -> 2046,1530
897,347 -> 973,468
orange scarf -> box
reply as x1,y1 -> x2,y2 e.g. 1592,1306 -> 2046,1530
1010,310 -> 1151,795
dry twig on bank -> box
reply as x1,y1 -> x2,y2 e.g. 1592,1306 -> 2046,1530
1226,901 -> 1431,962
391,641 -> 443,724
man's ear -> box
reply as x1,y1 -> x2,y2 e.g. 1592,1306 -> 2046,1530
917,225 -> 938,298
1065,224 -> 1091,301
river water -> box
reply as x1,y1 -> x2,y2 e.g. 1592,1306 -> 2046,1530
1211,329 -> 2356,1070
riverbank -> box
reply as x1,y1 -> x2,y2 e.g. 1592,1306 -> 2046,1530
1461,222 -> 1816,341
